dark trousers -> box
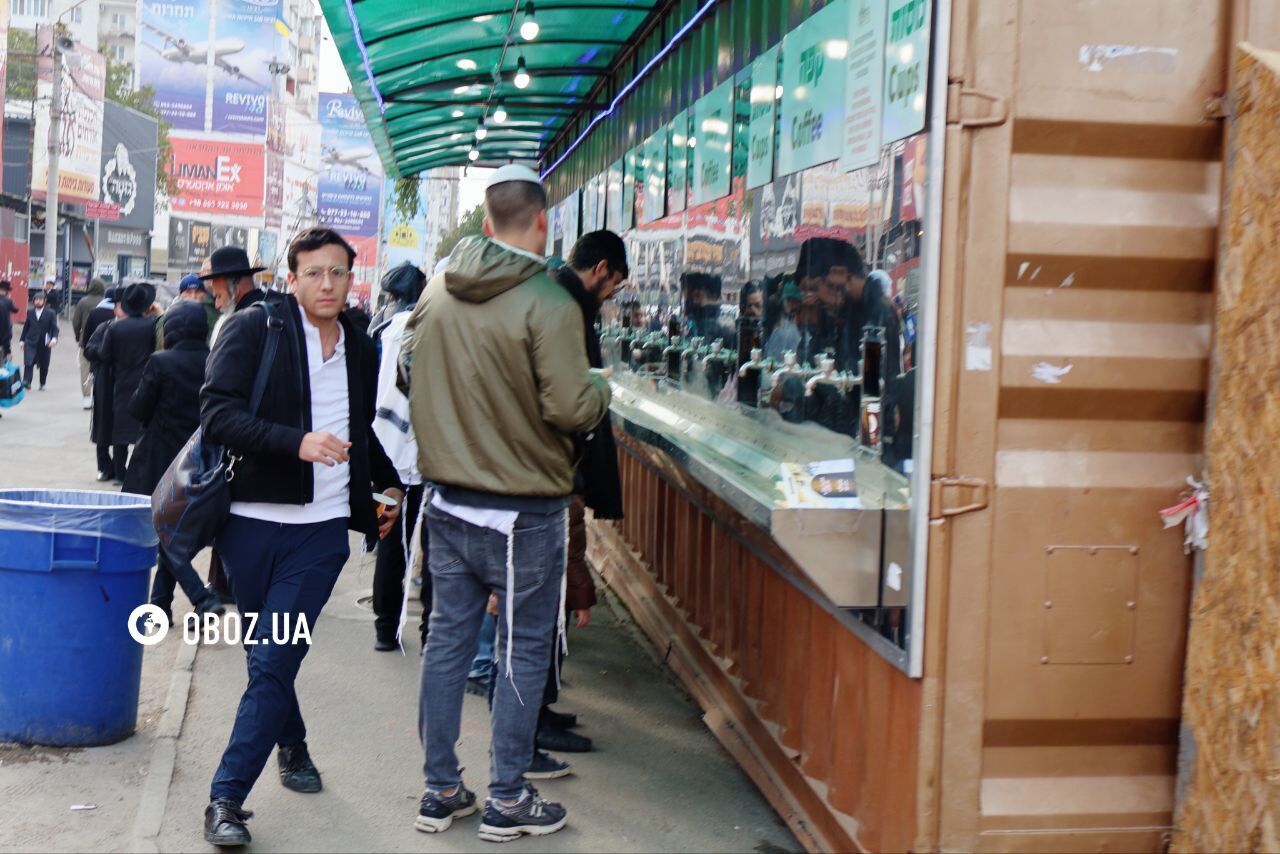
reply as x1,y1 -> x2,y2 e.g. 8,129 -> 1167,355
149,545 -> 217,614
95,443 -> 129,480
208,549 -> 230,594
23,344 -> 50,387
209,515 -> 349,803
372,483 -> 430,642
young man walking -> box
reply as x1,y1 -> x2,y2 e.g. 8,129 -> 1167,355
19,290 -> 58,390
199,227 -> 403,847
406,165 -> 611,842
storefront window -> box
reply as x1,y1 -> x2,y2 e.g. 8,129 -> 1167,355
549,0 -> 935,662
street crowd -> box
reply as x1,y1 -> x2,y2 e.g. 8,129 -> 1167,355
3,165 -> 631,846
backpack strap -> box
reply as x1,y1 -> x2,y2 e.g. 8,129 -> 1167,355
248,302 -> 283,416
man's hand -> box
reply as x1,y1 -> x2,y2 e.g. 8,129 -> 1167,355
572,609 -> 591,629
299,431 -> 350,466
486,592 -> 499,616
377,487 -> 405,540
48,339 -> 57,349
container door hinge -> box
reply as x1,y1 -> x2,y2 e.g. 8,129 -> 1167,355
930,476 -> 989,519
947,84 -> 1008,128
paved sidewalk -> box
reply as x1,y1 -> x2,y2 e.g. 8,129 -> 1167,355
0,327 -> 798,853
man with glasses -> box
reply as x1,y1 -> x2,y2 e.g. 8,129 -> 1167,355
199,227 -> 404,848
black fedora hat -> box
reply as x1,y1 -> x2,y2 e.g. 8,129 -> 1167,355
120,282 -> 157,316
198,246 -> 266,281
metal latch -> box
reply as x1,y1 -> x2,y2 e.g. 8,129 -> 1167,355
930,476 -> 989,519
947,84 -> 1008,128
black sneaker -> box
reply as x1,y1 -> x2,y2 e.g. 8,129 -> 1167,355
536,725 -> 592,753
464,675 -> 489,697
477,784 -> 567,843
374,635 -> 397,652
414,784 -> 478,833
525,751 -> 571,780
540,707 -> 578,729
203,798 -> 253,847
277,742 -> 322,793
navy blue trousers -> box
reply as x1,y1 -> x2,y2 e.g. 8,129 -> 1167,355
209,514 -> 349,803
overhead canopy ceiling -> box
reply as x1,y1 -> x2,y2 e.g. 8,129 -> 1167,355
318,0 -> 661,177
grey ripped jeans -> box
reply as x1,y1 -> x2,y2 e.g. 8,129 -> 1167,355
419,502 -> 566,801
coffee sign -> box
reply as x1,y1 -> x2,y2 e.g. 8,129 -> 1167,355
746,45 -> 779,190
840,0 -> 888,171
882,0 -> 931,143
778,0 -> 848,176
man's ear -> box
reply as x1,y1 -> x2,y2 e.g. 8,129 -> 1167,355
482,218 -> 495,237
536,210 -> 548,234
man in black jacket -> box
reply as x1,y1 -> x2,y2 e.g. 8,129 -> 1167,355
0,280 -> 18,362
19,290 -> 58,390
200,227 -> 403,848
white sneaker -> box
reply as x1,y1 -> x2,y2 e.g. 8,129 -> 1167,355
82,395 -> 92,409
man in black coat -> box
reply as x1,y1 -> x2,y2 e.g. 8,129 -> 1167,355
0,280 -> 19,362
84,289 -> 119,481
199,228 -> 402,848
19,290 -> 59,390
85,283 -> 156,484
123,302 -> 224,622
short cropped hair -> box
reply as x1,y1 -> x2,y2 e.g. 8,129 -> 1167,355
485,180 -> 548,233
568,230 -> 629,280
287,227 -> 356,272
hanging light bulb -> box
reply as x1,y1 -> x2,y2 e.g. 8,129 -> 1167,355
520,2 -> 539,40
493,99 -> 508,124
468,147 -> 480,162
513,56 -> 531,89
475,117 -> 488,140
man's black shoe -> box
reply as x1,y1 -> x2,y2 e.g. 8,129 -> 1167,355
525,750 -> 571,780
374,635 -> 397,652
477,784 -> 567,842
277,742 -> 322,793
96,472 -> 112,482
204,798 -> 253,847
464,675 -> 489,697
536,725 -> 592,754
540,707 -> 577,730
415,783 -> 478,833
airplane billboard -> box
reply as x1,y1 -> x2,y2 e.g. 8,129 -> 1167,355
138,0 -> 212,132
211,0 -> 280,135
316,93 -> 381,239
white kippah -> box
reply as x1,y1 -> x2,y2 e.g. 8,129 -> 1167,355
484,163 -> 542,190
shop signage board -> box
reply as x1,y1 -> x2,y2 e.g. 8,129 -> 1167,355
692,79 -> 733,206
32,28 -> 106,204
623,148 -> 639,230
211,0 -> 281,134
642,127 -> 667,224
166,136 -> 266,218
840,0 -> 888,170
882,0 -> 931,143
746,45 -> 779,190
667,110 -> 689,214
99,102 -> 159,232
607,159 -> 624,231
562,188 -> 580,246
778,0 -> 848,177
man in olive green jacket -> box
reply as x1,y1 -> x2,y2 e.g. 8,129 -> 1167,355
405,164 -> 608,841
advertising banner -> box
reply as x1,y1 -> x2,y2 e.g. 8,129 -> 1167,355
139,0 -> 212,132
282,159 -> 317,237
841,0 -> 887,171
562,188 -> 580,246
746,46 -> 779,190
778,0 -> 848,177
691,79 -> 732,207
641,128 -> 667,225
606,159 -> 624,232
264,151 -> 284,229
99,102 -> 158,232
211,0 -> 280,135
32,29 -> 106,204
167,136 -> 266,218
168,217 -> 213,267
317,94 -> 382,239
882,0 -> 931,143
623,148 -> 638,230
383,178 -> 428,270
667,111 -> 688,214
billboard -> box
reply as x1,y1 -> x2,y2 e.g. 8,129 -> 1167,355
99,102 -> 158,232
317,94 -> 382,239
166,136 -> 266,218
282,159 -> 317,238
138,0 -> 212,132
383,178 -> 427,270
211,0 -> 280,134
32,28 -> 106,205
168,217 -> 213,268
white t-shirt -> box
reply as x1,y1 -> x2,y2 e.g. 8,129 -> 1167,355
231,306 -> 350,525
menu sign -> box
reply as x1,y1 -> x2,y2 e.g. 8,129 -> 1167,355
746,46 -> 779,190
840,0 -> 888,170
882,0 -> 931,143
691,79 -> 733,206
777,0 -> 848,176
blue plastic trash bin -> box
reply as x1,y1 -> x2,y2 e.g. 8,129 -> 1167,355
0,489 -> 157,746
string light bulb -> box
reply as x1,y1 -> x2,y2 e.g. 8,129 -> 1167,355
493,99 -> 508,123
468,147 -> 480,162
520,2 -> 539,40
475,117 -> 488,140
514,56 -> 531,89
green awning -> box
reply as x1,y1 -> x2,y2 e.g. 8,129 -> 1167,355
318,0 -> 660,177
